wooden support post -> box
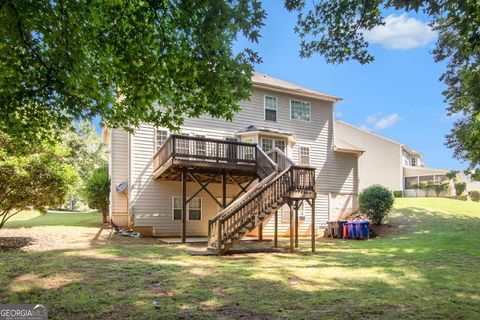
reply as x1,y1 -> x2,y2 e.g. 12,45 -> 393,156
311,199 -> 316,253
258,222 -> 263,241
274,210 -> 278,248
181,170 -> 187,243
222,173 -> 227,209
289,201 -> 294,253
295,201 -> 299,248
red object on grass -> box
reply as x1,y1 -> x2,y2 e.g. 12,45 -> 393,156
343,225 -> 348,239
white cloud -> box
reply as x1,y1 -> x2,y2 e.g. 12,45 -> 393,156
366,113 -> 402,130
364,13 -> 436,50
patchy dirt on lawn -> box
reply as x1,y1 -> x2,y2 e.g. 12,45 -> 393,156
0,226 -> 158,252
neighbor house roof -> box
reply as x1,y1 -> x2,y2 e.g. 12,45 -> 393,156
335,120 -> 421,156
334,138 -> 364,155
252,72 -> 342,103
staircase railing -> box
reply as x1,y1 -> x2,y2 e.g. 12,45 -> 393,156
207,147 -> 296,253
208,146 -> 277,240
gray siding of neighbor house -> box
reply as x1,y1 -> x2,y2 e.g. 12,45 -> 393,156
110,87 -> 359,236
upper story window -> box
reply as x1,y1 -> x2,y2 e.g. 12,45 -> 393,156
290,100 -> 311,122
299,146 -> 310,165
155,129 -> 169,151
264,96 -> 277,122
411,157 -> 417,167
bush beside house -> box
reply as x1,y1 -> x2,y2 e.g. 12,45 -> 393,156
454,182 -> 467,196
359,185 -> 394,225
470,190 -> 480,202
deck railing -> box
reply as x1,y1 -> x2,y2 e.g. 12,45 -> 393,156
153,135 -> 257,172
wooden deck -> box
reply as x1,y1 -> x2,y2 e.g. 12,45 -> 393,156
153,135 -> 259,183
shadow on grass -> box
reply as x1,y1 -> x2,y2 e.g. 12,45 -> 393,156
0,205 -> 479,319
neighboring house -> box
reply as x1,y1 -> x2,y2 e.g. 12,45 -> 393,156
458,172 -> 480,192
104,73 -> 361,252
335,121 -> 449,197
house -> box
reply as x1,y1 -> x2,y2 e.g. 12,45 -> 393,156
335,121 -> 449,197
103,73 -> 361,253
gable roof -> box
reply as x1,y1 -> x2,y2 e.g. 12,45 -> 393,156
252,72 -> 342,103
335,120 -> 422,156
334,138 -> 364,155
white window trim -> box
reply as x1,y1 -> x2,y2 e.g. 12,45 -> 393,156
260,137 -> 287,153
172,196 -> 203,221
299,146 -> 310,165
290,99 -> 311,122
155,128 -> 169,152
264,95 -> 278,122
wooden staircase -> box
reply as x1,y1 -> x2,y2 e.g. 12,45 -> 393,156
207,147 -> 315,255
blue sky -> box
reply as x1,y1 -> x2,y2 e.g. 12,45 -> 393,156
233,2 -> 463,170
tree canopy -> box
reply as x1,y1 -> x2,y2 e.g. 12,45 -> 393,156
0,0 -> 265,144
285,0 -> 480,176
1,0 -> 478,175
0,134 -> 77,229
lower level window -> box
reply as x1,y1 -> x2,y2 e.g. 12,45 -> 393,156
172,197 -> 202,220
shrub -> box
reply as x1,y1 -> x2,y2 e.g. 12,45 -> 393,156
411,183 -> 420,197
454,182 -> 467,196
359,185 -> 394,225
82,165 -> 110,223
420,181 -> 433,197
432,182 -> 448,197
393,190 -> 403,198
470,190 -> 480,202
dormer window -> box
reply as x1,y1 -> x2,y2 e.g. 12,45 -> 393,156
411,157 -> 417,167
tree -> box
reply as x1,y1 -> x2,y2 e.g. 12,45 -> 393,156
446,170 -> 459,181
62,121 -> 107,180
411,183 -> 420,197
285,0 -> 480,176
419,181 -> 433,197
61,121 -> 107,210
454,181 -> 467,196
82,165 -> 110,223
432,182 -> 448,197
0,0 -> 265,146
0,135 -> 77,229
358,185 -> 394,225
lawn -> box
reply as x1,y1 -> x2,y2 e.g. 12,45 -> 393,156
0,198 -> 479,319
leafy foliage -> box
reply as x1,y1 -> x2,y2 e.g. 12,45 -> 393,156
420,181 -> 433,197
454,181 -> 467,196
285,0 -> 480,175
0,135 -> 77,229
62,121 -> 107,180
358,184 -> 394,225
446,170 -> 459,181
82,165 -> 110,223
61,121 -> 107,210
411,183 -> 420,197
393,190 -> 403,198
0,0 -> 265,145
469,190 -> 480,202
432,182 -> 448,197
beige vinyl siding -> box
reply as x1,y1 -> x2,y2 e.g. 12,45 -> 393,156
120,87 -> 358,236
335,121 -> 402,191
110,128 -> 129,226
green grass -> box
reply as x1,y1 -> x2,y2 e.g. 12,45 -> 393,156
5,210 -> 101,228
1,198 -> 480,319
